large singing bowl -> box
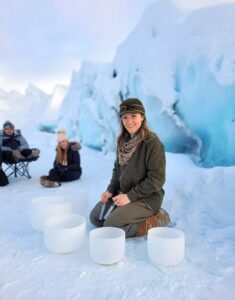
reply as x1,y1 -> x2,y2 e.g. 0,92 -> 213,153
147,227 -> 185,266
65,190 -> 89,216
89,227 -> 125,265
30,196 -> 72,231
44,213 -> 86,253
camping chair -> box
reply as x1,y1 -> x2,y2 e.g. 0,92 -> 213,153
3,158 -> 38,179
0,129 -> 39,179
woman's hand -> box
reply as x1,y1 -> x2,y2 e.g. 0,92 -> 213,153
112,194 -> 130,206
101,191 -> 113,203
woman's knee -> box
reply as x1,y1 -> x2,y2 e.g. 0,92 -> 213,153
103,214 -> 137,238
90,202 -> 103,227
103,210 -> 123,228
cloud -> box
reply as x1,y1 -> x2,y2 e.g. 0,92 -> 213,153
0,0 -> 155,92
172,0 -> 235,10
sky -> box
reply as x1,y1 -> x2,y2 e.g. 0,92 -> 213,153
0,0 -> 155,93
0,0 -> 234,94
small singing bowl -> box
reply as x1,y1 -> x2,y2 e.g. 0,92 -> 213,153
147,227 -> 185,266
89,227 -> 125,265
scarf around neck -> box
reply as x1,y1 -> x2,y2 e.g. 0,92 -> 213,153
118,134 -> 142,165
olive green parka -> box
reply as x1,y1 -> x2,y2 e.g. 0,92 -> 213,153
107,133 -> 165,212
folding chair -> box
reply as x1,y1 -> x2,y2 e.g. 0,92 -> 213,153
3,158 -> 37,179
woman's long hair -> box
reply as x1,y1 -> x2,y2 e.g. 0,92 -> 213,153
117,114 -> 153,148
56,143 -> 68,165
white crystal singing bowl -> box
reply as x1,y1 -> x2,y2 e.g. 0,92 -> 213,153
44,213 -> 86,254
89,227 -> 125,265
147,227 -> 185,266
30,196 -> 72,231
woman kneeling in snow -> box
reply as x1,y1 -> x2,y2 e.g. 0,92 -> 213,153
90,98 -> 170,237
40,130 -> 82,187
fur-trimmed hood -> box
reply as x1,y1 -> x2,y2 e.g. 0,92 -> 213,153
70,142 -> 81,151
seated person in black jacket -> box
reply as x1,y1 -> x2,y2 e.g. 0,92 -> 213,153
40,130 -> 82,187
0,120 -> 40,163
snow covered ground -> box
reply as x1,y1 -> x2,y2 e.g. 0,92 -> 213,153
1,1 -> 235,298
0,130 -> 235,300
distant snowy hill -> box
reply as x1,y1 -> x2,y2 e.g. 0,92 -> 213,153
0,84 -> 50,135
39,0 -> 235,167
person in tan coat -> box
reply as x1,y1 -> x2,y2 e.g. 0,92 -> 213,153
90,98 -> 170,237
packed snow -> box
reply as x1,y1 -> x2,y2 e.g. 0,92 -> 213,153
0,122 -> 235,300
1,0 -> 235,299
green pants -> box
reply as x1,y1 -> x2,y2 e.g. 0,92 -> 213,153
89,200 -> 154,237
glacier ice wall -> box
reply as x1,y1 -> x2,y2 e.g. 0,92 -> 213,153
38,84 -> 68,132
41,0 -> 235,167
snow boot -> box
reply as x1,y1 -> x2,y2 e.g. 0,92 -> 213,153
136,208 -> 170,237
40,175 -> 61,188
28,148 -> 40,159
12,149 -> 25,160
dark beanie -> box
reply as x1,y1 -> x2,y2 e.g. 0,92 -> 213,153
3,120 -> 15,130
119,98 -> 145,117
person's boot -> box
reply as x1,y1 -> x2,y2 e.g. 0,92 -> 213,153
28,149 -> 40,159
12,149 -> 25,160
40,175 -> 61,187
136,208 -> 170,237
40,175 -> 48,186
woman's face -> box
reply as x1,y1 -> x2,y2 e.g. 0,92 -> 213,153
121,113 -> 144,135
59,139 -> 68,150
